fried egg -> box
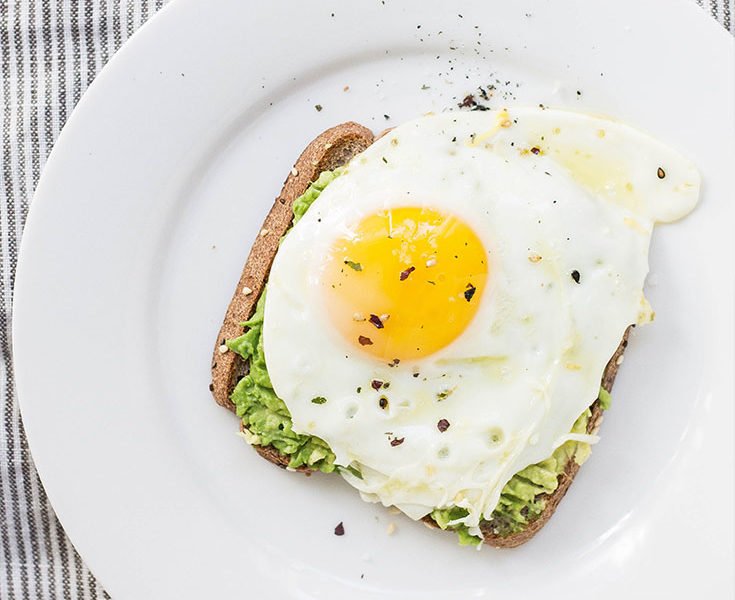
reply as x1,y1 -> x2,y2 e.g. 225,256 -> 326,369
262,107 -> 699,534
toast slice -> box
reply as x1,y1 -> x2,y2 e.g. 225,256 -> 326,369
437,327 -> 629,548
210,122 -> 630,546
210,122 -> 375,414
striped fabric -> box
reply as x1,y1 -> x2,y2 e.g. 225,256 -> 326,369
1,2 -> 169,598
698,0 -> 733,29
0,1 -> 730,598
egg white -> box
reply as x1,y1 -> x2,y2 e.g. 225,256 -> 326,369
262,108 -> 699,533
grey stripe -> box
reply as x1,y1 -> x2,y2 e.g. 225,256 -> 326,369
112,0 -> 121,51
98,0 -> 108,63
9,4 -> 31,597
55,518 -> 72,600
725,1 -> 731,30
0,2 -> 17,595
70,1 -> 81,111
19,0 -> 44,584
0,2 -> 15,595
126,0 -> 134,39
18,6 -> 43,596
21,3 -> 46,592
84,1 -> 95,88
37,487 -> 58,598
35,4 -> 57,596
55,0 -> 67,125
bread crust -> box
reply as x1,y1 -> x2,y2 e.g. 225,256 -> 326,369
211,121 -> 633,547
418,328 -> 630,546
478,326 -> 631,547
210,122 -> 374,410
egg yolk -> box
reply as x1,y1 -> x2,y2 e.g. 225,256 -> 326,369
323,207 -> 488,361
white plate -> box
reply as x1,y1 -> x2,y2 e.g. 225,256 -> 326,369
13,1 -> 734,598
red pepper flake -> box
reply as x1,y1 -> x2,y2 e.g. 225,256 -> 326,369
459,94 -> 476,108
334,522 -> 345,536
371,380 -> 383,391
657,167 -> 666,179
530,146 -> 540,155
390,437 -> 405,447
379,397 -> 388,409
369,314 -> 384,329
399,266 -> 415,281
464,284 -> 476,302
437,419 -> 450,432
358,335 -> 373,346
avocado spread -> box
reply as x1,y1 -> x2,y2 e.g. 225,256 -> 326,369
226,168 -> 343,473
226,168 -> 611,544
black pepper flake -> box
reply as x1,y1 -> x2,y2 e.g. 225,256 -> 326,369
571,270 -> 581,284
399,266 -> 415,281
384,114 -> 390,120
464,283 -> 477,302
530,146 -> 540,155
315,104 -> 323,112
392,358 -> 400,365
437,419 -> 450,432
379,397 -> 388,409
369,314 -> 384,329
382,156 -> 388,163
358,335 -> 373,346
657,167 -> 666,179
371,380 -> 383,391
413,372 -> 420,378
390,437 -> 405,447
334,522 -> 345,536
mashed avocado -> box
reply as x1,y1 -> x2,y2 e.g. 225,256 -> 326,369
226,168 -> 612,542
226,168 -> 343,473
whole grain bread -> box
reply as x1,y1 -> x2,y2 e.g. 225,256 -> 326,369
210,122 -> 374,411
210,122 -> 632,547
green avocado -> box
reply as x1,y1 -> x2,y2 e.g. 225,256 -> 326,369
226,168 -> 343,472
226,168 -> 612,543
